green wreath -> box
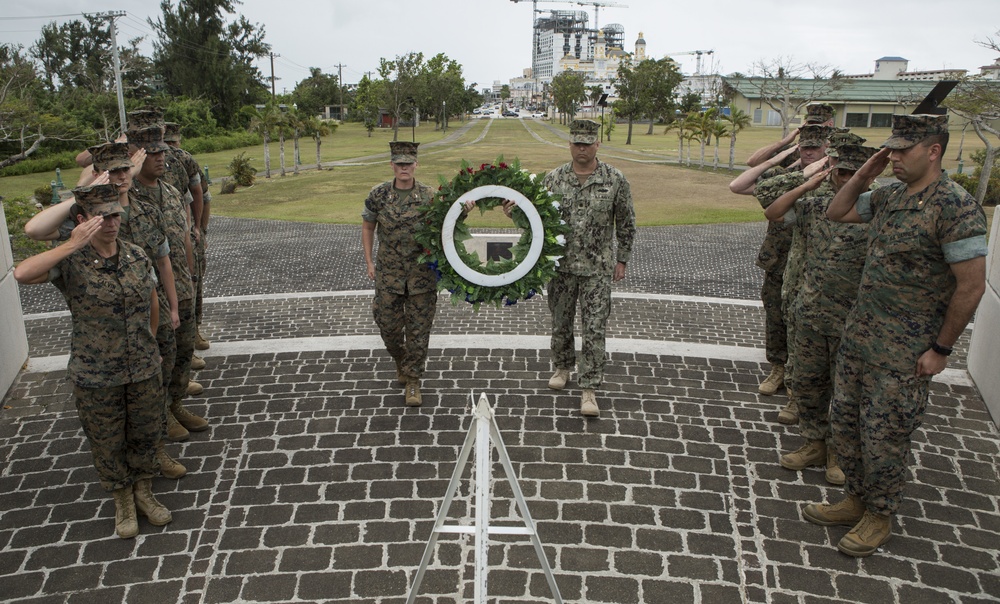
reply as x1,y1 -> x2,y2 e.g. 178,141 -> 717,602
415,157 -> 570,309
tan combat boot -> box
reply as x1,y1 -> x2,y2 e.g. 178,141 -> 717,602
186,380 -> 204,396
166,408 -> 189,442
780,440 -> 826,470
394,359 -> 406,385
189,355 -> 206,371
405,379 -> 422,406
580,389 -> 599,417
112,485 -> 139,539
825,449 -> 845,485
156,443 -> 187,479
838,511 -> 892,557
777,399 -> 798,425
548,368 -> 571,390
759,364 -> 784,395
803,494 -> 865,527
195,331 -> 210,350
134,478 -> 172,526
171,402 -> 208,432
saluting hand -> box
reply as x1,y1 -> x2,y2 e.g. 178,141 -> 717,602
68,216 -> 104,250
802,156 -> 830,179
130,149 -> 146,179
855,148 -> 891,185
801,167 -> 832,192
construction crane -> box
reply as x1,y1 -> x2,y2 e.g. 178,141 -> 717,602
510,0 -> 579,76
576,1 -> 628,31
665,49 -> 715,76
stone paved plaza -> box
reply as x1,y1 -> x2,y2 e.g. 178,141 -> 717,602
2,216 -> 999,604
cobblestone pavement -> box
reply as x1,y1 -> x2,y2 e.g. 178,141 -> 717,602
2,217 -> 998,604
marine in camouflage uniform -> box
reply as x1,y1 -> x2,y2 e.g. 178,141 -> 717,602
13,183 -> 172,539
753,125 -> 832,421
764,143 -> 878,485
128,125 -> 207,437
543,119 -> 636,417
362,141 -> 438,406
805,114 -> 988,557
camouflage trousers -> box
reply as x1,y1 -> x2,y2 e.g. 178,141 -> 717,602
372,289 -> 437,379
194,232 -> 207,326
790,324 -> 840,442
831,353 -> 930,515
781,285 -> 802,392
548,272 -> 612,390
156,310 -> 177,437
73,374 -> 164,491
169,298 -> 196,404
761,270 -> 787,365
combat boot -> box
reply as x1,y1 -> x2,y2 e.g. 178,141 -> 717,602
825,449 -> 845,485
394,359 -> 406,385
838,511 -> 892,557
166,408 -> 189,442
777,399 -> 798,425
759,364 -> 784,395
780,440 -> 825,470
171,402 -> 208,432
580,389 -> 599,417
186,380 -> 204,396
134,478 -> 172,526
405,379 -> 422,406
195,331 -> 210,350
548,368 -> 571,390
803,494 -> 865,527
156,443 -> 187,479
189,355 -> 206,371
112,485 -> 138,539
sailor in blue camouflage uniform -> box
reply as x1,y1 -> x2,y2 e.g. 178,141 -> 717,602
362,141 -> 438,406
762,142 -> 878,486
807,114 -> 988,557
14,183 -> 173,539
543,119 -> 635,418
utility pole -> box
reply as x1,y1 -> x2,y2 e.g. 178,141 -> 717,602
269,52 -> 280,99
335,63 -> 345,121
89,11 -> 127,135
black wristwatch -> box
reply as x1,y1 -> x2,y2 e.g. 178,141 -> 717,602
930,342 -> 953,356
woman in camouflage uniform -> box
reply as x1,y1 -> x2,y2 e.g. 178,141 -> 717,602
14,183 -> 173,539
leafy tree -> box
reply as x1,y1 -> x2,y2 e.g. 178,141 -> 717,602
723,105 -> 752,170
150,0 -> 271,128
301,116 -> 335,170
292,68 -> 340,118
678,92 -> 702,114
420,53 -> 465,130
378,52 -> 423,141
613,57 -> 682,144
549,70 -> 586,124
589,85 -> 604,108
500,84 -> 511,102
741,57 -> 844,136
0,44 -> 49,168
351,75 -> 383,137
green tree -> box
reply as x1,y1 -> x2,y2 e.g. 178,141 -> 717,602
420,53 -> 465,130
0,44 -> 48,168
244,102 -> 279,178
150,0 -> 271,128
549,70 -> 586,124
723,106 -> 751,170
292,68 -> 340,117
351,75 -> 383,137
613,57 -> 682,144
301,116 -> 335,170
500,84 -> 511,103
710,117 -> 728,169
378,52 -> 424,141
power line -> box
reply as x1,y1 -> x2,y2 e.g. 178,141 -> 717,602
0,13 -> 84,21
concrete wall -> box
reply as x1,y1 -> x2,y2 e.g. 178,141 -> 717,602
968,206 -> 1000,427
0,201 -> 29,399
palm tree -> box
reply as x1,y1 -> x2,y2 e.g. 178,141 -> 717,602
695,109 -> 719,168
276,111 -> 290,177
286,109 -> 305,175
663,118 -> 686,164
723,106 -> 752,170
247,103 -> 280,179
683,113 -> 702,167
711,120 -> 729,170
302,116 -> 336,171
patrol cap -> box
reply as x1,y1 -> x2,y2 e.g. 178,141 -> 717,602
389,141 -> 419,164
804,103 -> 834,124
882,114 -> 949,149
826,131 -> 867,158
128,108 -> 164,131
833,145 -> 878,171
127,126 -> 170,153
89,142 -> 133,172
569,119 -> 600,144
164,122 -> 182,143
73,183 -> 123,217
798,124 -> 832,148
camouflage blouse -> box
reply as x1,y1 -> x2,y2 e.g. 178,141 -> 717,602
362,180 -> 438,295
132,178 -> 194,302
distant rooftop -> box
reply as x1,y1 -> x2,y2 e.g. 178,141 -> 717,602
877,56 -> 908,61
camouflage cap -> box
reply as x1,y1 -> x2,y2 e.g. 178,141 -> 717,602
73,183 -> 123,217
127,126 -> 170,153
569,119 -> 600,144
798,124 -> 832,148
826,131 -> 867,157
163,122 -> 182,143
389,141 -> 419,164
804,103 -> 834,124
128,108 -> 164,131
882,114 -> 949,149
833,145 -> 878,171
88,142 -> 133,172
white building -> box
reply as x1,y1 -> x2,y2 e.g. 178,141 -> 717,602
845,56 -> 968,81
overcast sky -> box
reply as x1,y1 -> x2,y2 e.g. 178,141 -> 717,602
2,0 -> 997,92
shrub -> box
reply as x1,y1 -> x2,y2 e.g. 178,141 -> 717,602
228,152 -> 256,188
184,131 -> 262,155
220,181 -> 238,195
2,196 -> 51,262
953,150 -> 999,207
0,151 -> 79,178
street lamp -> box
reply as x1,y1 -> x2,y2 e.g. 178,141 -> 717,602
443,100 -> 447,133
